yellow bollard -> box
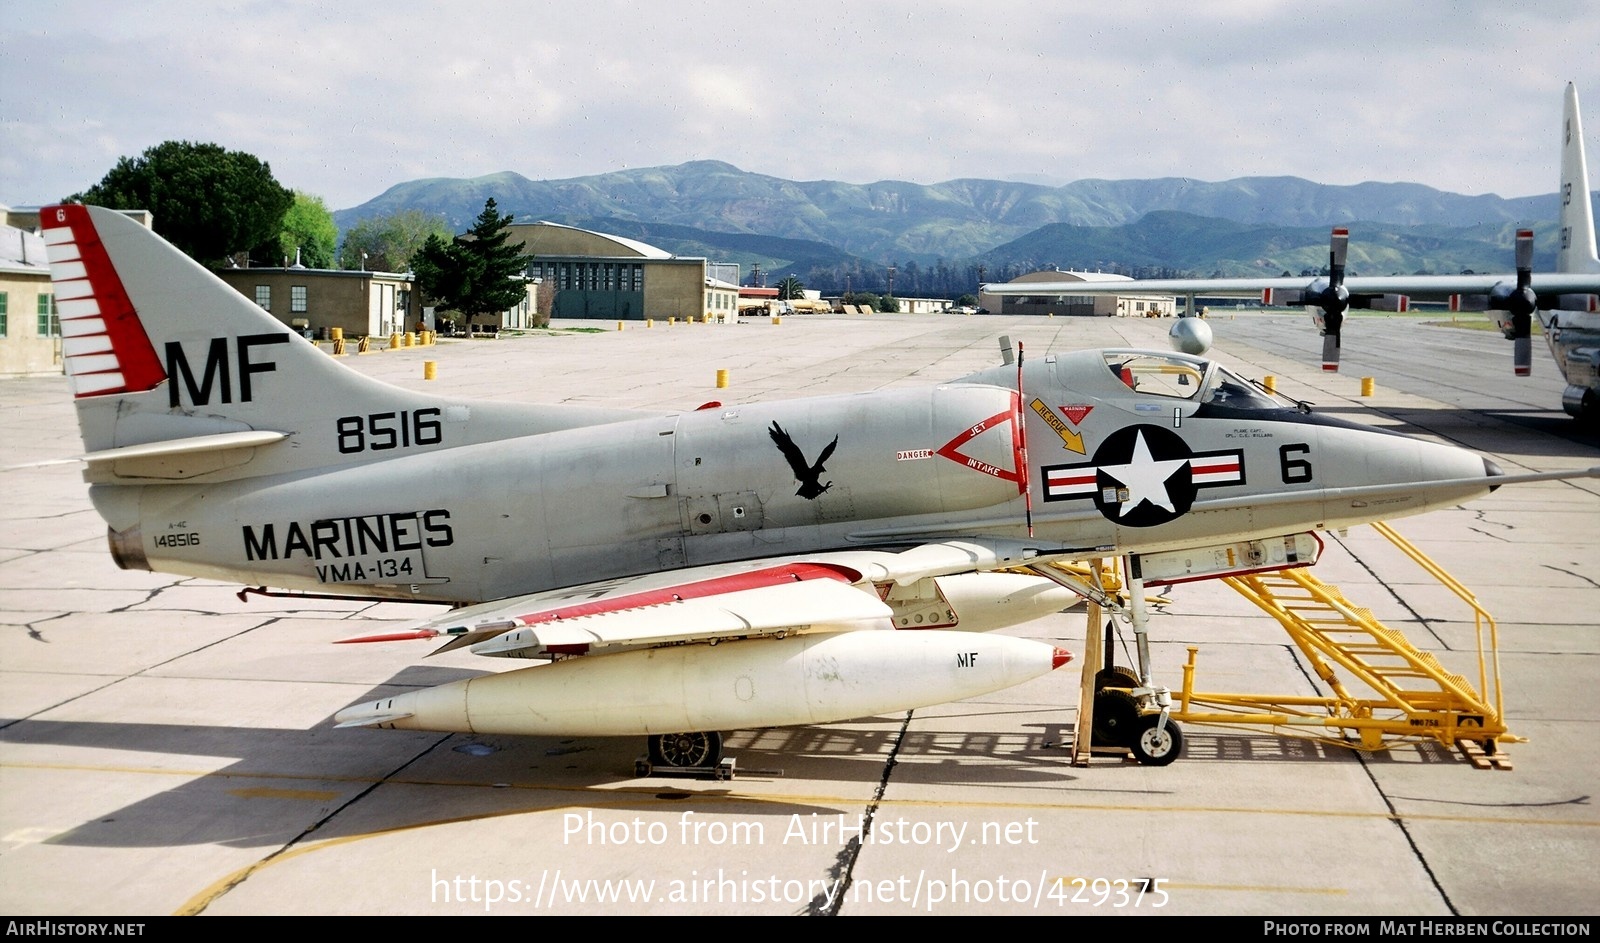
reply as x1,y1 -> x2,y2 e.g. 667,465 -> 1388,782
669,316 -> 677,325
1361,377 -> 1375,397
1262,375 -> 1276,393
389,332 -> 401,350
424,361 -> 437,381
357,335 -> 371,354
332,337 -> 346,357
617,321 -> 624,331
330,327 -> 344,342
716,369 -> 729,389
647,318 -> 654,328
772,315 -> 781,325
404,332 -> 416,348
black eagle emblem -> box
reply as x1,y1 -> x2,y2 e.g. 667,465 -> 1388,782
768,421 -> 838,500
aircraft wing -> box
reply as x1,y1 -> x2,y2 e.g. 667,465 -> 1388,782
340,538 -> 1085,658
982,272 -> 1600,301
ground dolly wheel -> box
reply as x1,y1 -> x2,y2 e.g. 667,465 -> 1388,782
648,731 -> 723,768
1094,665 -> 1141,691
1129,715 -> 1183,766
1092,689 -> 1141,747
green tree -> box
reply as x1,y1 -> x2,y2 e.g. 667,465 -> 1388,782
775,275 -> 805,300
339,209 -> 453,272
258,191 -> 337,268
69,140 -> 293,266
412,199 -> 532,333
878,295 -> 900,313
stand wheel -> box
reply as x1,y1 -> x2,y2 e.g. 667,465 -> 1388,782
1092,689 -> 1141,747
1129,715 -> 1183,766
1094,665 -> 1141,690
648,731 -> 723,768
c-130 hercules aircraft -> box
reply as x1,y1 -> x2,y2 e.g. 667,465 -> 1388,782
40,204 -> 1591,770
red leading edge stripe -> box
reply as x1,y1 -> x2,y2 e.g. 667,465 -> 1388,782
338,563 -> 863,644
39,205 -> 166,398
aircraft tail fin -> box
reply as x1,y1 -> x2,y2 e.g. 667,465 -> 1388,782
1558,83 -> 1600,275
39,204 -> 455,481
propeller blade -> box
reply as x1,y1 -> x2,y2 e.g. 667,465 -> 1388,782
1509,229 -> 1537,376
1330,227 -> 1349,284
1314,227 -> 1351,372
1515,228 -> 1534,288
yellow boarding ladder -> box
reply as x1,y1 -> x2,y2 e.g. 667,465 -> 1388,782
1172,522 -> 1511,768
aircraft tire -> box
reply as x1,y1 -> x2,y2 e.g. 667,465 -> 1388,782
1129,715 -> 1183,767
648,731 -> 723,768
1092,689 -> 1141,747
1094,665 -> 1141,691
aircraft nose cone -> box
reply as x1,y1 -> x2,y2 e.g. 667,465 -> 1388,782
1052,648 -> 1075,670
1484,457 -> 1505,491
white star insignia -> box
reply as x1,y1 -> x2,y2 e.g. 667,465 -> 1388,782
1098,430 -> 1189,517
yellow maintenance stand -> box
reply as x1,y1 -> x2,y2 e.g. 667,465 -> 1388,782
1179,522 -> 1511,768
1036,524 -> 1513,770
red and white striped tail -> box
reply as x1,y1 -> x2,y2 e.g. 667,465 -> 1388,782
40,205 -> 166,398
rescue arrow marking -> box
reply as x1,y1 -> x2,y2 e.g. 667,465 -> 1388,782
1029,398 -> 1086,454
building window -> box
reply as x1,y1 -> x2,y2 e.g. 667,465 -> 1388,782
255,285 -> 271,310
291,285 -> 307,313
632,264 -> 643,292
37,294 -> 58,337
0,291 -> 7,337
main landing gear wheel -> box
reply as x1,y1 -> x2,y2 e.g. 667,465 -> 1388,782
648,731 -> 723,768
1092,689 -> 1141,747
1129,715 -> 1183,766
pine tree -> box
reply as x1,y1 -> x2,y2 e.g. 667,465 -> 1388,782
413,199 -> 532,332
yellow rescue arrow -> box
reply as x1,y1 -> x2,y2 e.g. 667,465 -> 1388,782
1030,398 -> 1085,454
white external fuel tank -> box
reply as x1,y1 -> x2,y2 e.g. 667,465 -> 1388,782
335,629 -> 1071,737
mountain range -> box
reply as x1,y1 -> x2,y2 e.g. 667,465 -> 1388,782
333,160 -> 1588,291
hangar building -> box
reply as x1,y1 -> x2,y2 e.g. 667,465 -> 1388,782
978,269 -> 1176,317
507,221 -> 737,323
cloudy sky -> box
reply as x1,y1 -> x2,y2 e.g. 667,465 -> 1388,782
3,1 -> 1597,212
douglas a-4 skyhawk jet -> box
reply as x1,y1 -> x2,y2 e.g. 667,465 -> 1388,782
39,204 -> 1591,769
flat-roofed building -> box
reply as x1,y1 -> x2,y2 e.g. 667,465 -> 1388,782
215,266 -> 425,338
0,219 -> 57,375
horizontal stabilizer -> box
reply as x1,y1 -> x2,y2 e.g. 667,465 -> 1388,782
82,430 -> 287,465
